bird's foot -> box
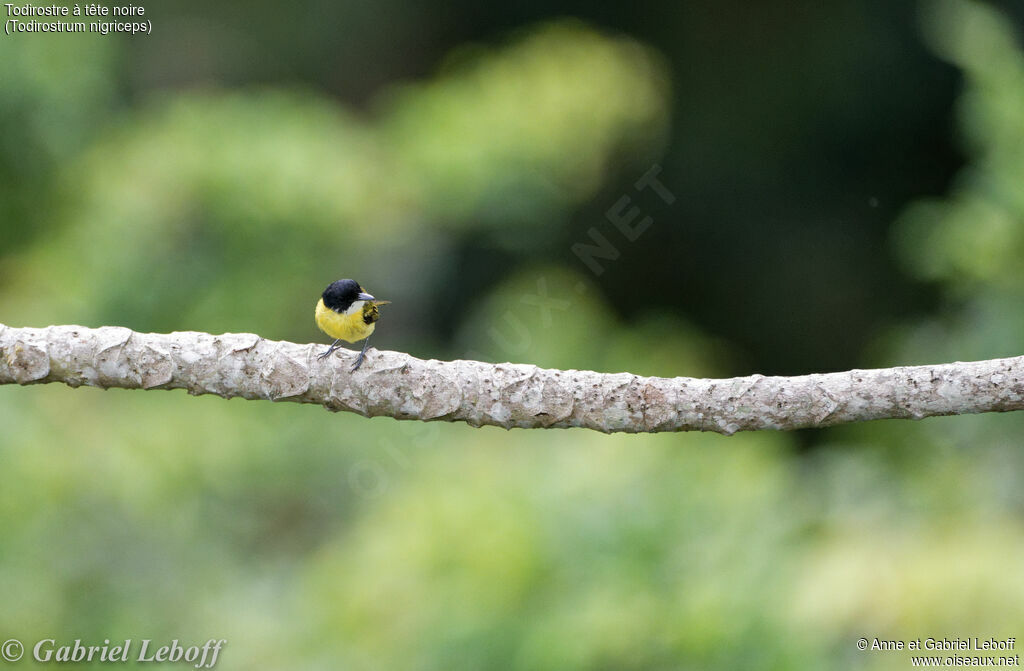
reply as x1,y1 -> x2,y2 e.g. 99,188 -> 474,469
318,340 -> 341,361
350,340 -> 373,372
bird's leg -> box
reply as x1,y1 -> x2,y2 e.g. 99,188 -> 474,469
351,336 -> 372,371
318,339 -> 342,360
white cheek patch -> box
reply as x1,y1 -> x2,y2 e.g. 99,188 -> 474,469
343,300 -> 366,316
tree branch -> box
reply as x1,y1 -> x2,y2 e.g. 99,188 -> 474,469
2,323 -> 1023,434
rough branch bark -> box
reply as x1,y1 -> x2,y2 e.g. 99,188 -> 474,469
2,323 -> 1023,435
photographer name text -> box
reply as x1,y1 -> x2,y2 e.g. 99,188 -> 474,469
30,638 -> 225,667
865,637 -> 1016,652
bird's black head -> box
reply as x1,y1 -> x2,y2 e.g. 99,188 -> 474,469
322,279 -> 370,312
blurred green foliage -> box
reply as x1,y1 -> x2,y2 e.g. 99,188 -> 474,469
0,32 -> 116,252
888,0 -> 1024,364
1,2 -> 1024,670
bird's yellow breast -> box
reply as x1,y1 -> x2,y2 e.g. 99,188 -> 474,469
315,298 -> 377,343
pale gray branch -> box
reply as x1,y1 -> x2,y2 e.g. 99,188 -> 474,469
2,323 -> 1023,435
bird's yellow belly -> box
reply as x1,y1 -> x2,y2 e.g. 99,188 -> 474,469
315,299 -> 376,343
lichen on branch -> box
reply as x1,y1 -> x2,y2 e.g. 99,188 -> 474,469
2,323 -> 1023,435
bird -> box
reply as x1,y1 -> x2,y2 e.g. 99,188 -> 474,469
314,279 -> 390,371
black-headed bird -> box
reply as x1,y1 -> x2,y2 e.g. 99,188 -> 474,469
315,279 -> 390,371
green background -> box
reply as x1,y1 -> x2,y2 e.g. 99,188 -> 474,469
2,0 -> 1024,668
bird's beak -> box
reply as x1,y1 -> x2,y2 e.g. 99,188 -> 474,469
357,292 -> 376,302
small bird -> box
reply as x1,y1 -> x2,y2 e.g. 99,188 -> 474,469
315,279 -> 390,371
